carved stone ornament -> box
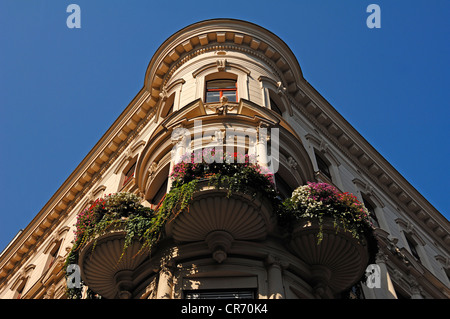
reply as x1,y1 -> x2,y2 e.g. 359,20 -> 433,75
171,126 -> 188,145
216,58 -> 227,71
148,162 -> 158,179
213,130 -> 224,144
206,96 -> 237,115
276,81 -> 287,96
287,156 -> 298,170
159,86 -> 168,101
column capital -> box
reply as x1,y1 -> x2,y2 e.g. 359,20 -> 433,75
265,254 -> 289,269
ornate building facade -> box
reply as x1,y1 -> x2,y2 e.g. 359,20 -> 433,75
0,19 -> 449,299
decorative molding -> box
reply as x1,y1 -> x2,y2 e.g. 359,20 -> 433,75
192,59 -> 251,78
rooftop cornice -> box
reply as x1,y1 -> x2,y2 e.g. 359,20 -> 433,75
0,86 -> 157,284
293,78 -> 450,250
143,19 -> 305,113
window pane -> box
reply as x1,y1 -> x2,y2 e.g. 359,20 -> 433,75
206,91 -> 221,103
316,154 -> 331,179
270,98 -> 282,115
151,179 -> 168,206
206,79 -> 236,89
222,90 -> 236,102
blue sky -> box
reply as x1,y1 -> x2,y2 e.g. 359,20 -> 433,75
0,0 -> 449,252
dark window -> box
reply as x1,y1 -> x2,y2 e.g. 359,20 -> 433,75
444,268 -> 450,283
316,153 -> 331,180
394,285 -> 410,299
123,162 -> 136,186
151,178 -> 168,206
161,94 -> 175,118
270,98 -> 282,115
275,173 -> 294,199
46,242 -> 61,270
362,197 -> 379,228
16,280 -> 27,299
205,79 -> 237,103
406,236 -> 421,262
184,289 -> 254,299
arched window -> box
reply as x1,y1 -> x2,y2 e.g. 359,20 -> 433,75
205,79 -> 237,103
395,218 -> 427,266
151,178 -> 168,207
147,164 -> 170,209
11,264 -> 35,299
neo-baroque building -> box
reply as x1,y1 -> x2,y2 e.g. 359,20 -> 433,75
0,19 -> 449,299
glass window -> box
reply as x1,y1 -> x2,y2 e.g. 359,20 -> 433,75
205,79 -> 237,103
275,172 -> 294,199
15,279 -> 27,299
362,197 -> 380,228
316,153 -> 331,180
46,242 -> 61,270
123,162 -> 136,186
406,236 -> 421,262
151,178 -> 168,206
270,98 -> 282,115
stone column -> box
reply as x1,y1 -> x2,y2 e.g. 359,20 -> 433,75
156,263 -> 174,299
256,123 -> 269,169
363,251 -> 397,299
169,127 -> 189,190
409,277 -> 424,299
265,255 -> 288,299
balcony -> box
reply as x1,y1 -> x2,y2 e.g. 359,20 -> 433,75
78,226 -> 149,299
165,179 -> 276,263
279,182 -> 378,298
67,159 -> 377,299
68,154 -> 278,298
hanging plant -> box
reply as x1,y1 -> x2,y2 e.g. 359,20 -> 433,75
170,148 -> 276,201
65,149 -> 279,298
64,192 -> 155,298
279,182 -> 377,247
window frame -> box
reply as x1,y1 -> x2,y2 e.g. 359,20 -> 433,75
122,161 -> 136,187
205,79 -> 238,103
269,97 -> 283,115
315,152 -> 332,181
405,235 -> 421,262
362,196 -> 380,228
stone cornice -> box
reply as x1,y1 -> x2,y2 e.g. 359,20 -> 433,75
0,86 -> 157,285
376,230 -> 450,298
143,19 -> 305,114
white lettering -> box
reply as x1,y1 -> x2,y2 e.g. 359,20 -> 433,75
366,4 -> 381,29
66,4 -> 81,29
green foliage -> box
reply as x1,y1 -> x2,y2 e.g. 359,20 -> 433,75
64,181 -> 200,298
278,182 -> 379,264
64,155 -> 279,298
